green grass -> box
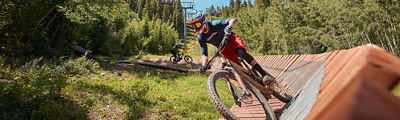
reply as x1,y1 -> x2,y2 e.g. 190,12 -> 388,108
62,62 -> 222,119
392,82 -> 400,98
215,79 -> 236,109
147,72 -> 219,119
139,54 -> 171,60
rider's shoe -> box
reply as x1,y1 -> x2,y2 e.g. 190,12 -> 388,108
262,75 -> 275,86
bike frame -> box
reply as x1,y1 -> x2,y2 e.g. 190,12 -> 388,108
173,52 -> 184,61
206,35 -> 292,120
206,34 -> 291,104
217,55 -> 274,98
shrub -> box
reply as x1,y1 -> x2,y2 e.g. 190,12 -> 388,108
0,56 -> 100,119
61,55 -> 100,76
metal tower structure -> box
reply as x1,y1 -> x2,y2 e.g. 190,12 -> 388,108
181,2 -> 194,53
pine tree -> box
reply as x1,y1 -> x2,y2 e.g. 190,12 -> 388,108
209,5 -> 216,16
254,0 -> 262,9
234,0 -> 241,16
242,0 -> 248,9
216,6 -> 221,17
162,4 -> 170,21
139,15 -> 150,50
143,0 -> 151,19
224,6 -> 231,17
254,0 -> 270,9
263,0 -> 271,7
248,0 -> 254,8
137,0 -> 146,18
149,0 -> 156,19
173,0 -> 183,31
129,0 -> 138,11
229,0 -> 235,8
156,0 -> 162,19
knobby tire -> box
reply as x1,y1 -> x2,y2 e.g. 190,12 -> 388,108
184,55 -> 193,64
170,56 -> 178,64
207,70 -> 276,120
270,82 -> 292,103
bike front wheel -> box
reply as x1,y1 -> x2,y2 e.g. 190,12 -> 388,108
270,81 -> 292,103
207,70 -> 276,120
184,55 -> 193,64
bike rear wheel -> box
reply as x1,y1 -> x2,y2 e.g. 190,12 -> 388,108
170,56 -> 178,64
207,70 -> 276,120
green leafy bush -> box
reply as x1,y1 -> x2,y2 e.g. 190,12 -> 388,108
0,56 -> 99,119
62,55 -> 100,76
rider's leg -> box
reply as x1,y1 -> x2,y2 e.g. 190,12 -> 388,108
172,51 -> 177,58
235,48 -> 275,85
220,33 -> 275,85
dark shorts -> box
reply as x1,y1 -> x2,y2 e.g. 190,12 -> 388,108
221,33 -> 246,63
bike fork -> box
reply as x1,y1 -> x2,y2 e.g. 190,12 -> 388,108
223,74 -> 241,107
224,68 -> 251,107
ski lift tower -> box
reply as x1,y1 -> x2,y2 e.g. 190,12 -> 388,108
181,2 -> 194,53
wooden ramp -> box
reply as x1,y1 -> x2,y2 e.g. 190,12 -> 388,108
133,58 -> 202,72
133,44 -> 400,120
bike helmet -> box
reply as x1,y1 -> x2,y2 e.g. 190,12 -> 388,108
186,13 -> 208,34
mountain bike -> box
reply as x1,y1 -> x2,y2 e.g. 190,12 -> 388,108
206,35 -> 292,120
170,50 -> 193,64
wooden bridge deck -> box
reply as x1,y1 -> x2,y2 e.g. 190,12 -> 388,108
133,44 -> 400,120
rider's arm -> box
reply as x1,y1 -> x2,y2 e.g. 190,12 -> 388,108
229,18 -> 237,28
211,18 -> 237,27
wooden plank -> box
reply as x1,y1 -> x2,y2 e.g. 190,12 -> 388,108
279,61 -> 325,120
308,45 -> 388,119
307,57 -> 400,120
319,48 -> 360,92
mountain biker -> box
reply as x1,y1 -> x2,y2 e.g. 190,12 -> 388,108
186,13 -> 275,86
170,43 -> 182,59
